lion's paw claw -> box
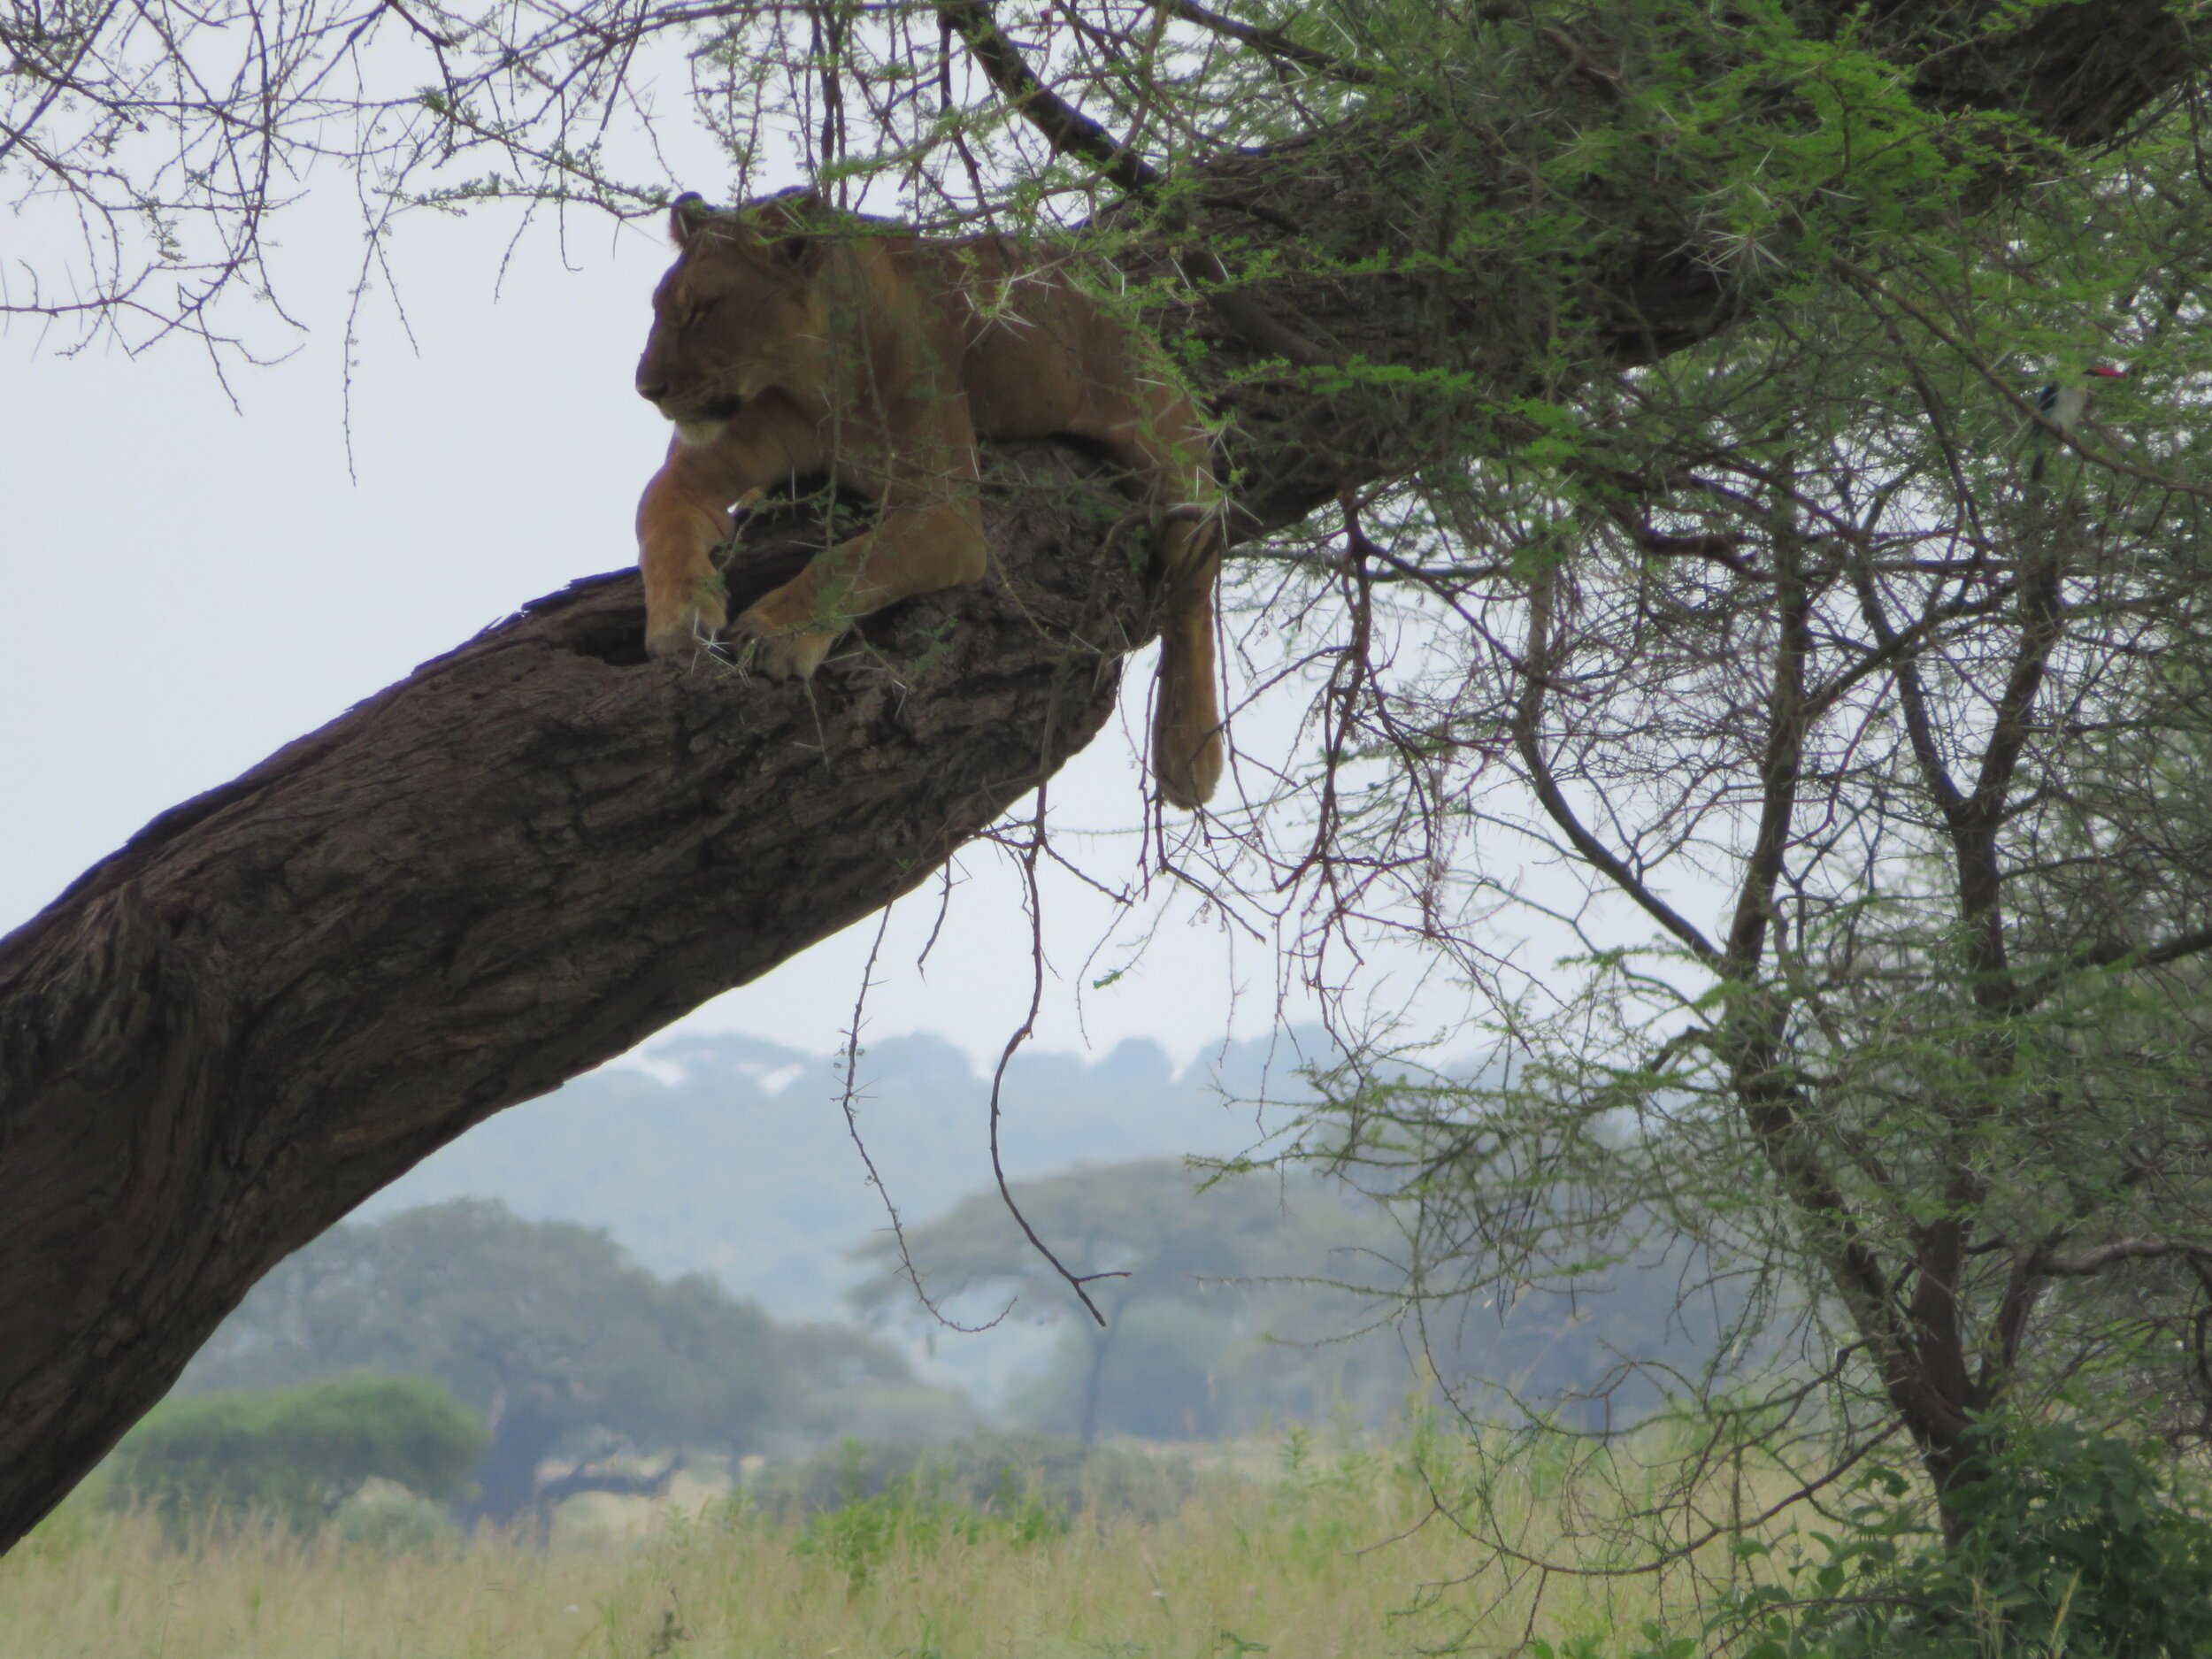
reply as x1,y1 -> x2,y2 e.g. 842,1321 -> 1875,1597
733,609 -> 834,679
645,599 -> 728,661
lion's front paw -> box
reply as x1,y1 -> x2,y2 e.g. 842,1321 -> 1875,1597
645,593 -> 729,660
734,606 -> 837,679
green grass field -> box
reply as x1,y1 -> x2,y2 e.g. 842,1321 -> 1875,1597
0,1435 -> 1744,1659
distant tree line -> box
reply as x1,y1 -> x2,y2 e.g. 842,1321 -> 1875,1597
178,1201 -> 970,1528
853,1158 -> 1734,1442
112,1151 -> 1759,1536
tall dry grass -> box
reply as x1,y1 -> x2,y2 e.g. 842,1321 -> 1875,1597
0,1434 -> 1756,1658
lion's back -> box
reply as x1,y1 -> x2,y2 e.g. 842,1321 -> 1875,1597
903,238 -> 1135,440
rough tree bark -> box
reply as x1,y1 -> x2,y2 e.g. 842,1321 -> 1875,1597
0,0 -> 2197,1550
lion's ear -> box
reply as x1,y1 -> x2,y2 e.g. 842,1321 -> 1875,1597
756,188 -> 830,274
668,192 -> 715,248
771,231 -> 828,278
761,187 -> 827,225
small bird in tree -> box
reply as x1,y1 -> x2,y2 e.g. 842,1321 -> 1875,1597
2029,364 -> 2124,481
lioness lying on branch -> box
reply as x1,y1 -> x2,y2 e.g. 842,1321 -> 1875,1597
632,188 -> 1225,809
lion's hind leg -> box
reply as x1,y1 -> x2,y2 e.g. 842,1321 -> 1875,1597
1065,379 -> 1225,807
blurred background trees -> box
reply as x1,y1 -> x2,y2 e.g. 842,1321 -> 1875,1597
850,1156 -> 1743,1444
852,1160 -> 1395,1443
180,1201 -> 970,1526
105,1374 -> 484,1535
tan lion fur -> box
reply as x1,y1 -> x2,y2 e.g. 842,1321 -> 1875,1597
632,188 -> 1224,809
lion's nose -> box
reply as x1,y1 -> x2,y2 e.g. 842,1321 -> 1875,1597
635,372 -> 668,403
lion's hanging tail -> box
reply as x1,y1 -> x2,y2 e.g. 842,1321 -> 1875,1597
1152,518 -> 1224,810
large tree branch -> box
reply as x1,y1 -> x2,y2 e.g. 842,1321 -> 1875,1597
0,459 -> 1141,1547
1722,476 -> 1810,977
1512,568 -> 1723,967
0,0 -> 2201,1551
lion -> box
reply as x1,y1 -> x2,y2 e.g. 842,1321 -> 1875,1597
633,188 -> 1225,809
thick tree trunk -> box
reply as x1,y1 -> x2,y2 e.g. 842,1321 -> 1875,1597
0,0 -> 2196,1551
457,1393 -> 575,1534
1077,1331 -> 1116,1448
0,464 -> 1143,1548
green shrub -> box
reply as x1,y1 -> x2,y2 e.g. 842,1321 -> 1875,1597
108,1374 -> 486,1532
746,1431 -> 1205,1524
790,1464 -> 1064,1588
334,1479 -> 464,1553
1715,1427 -> 2212,1659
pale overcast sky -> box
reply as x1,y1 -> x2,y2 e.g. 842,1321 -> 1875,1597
1,187 -> 1400,1071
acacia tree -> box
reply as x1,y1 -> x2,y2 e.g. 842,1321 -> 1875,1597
1289,170 -> 2212,1586
850,1159 -> 1400,1444
182,1201 -> 831,1526
0,0 -> 2203,1559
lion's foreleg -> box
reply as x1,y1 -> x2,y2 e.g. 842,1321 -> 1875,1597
637,483 -> 735,658
736,496 -> 990,680
636,419 -> 806,659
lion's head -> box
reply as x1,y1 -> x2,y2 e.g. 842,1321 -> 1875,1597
634,189 -> 835,447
